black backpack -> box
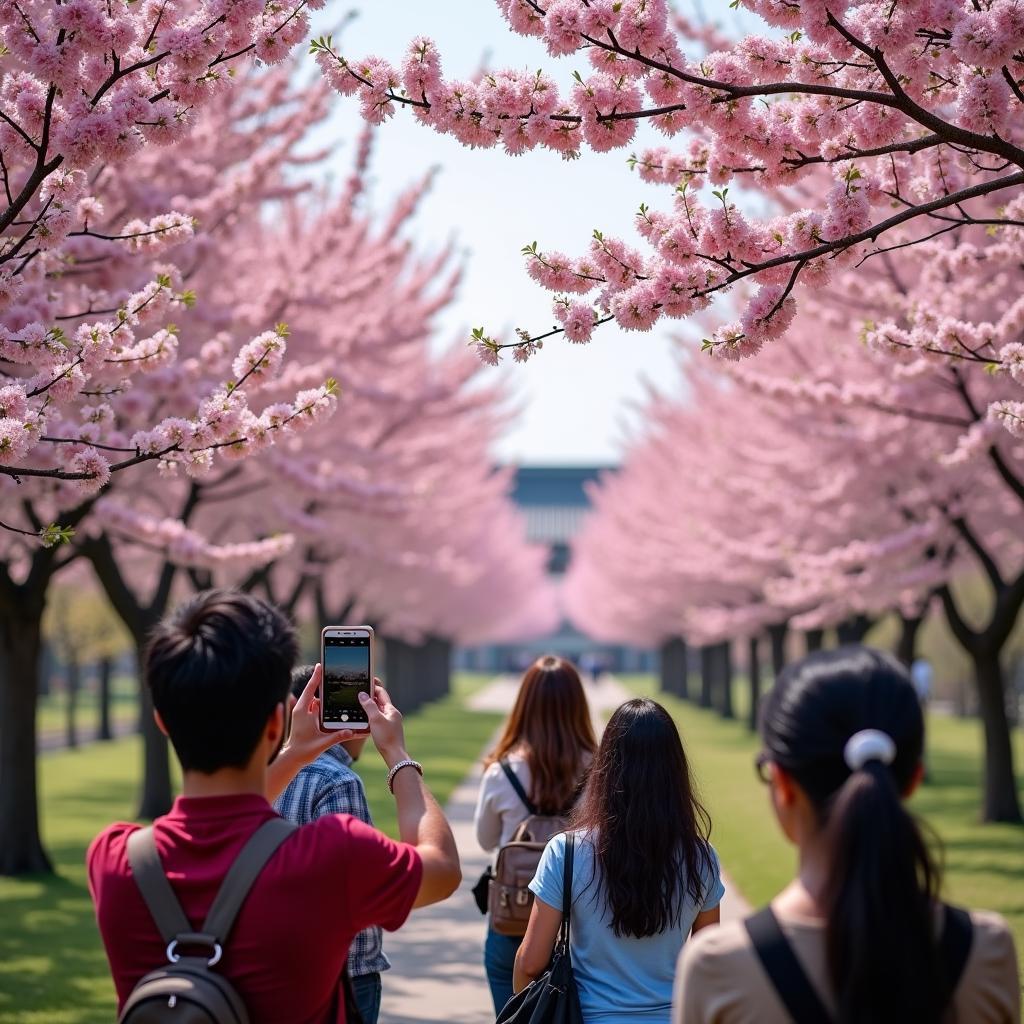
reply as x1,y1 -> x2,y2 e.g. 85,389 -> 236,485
121,817 -> 296,1023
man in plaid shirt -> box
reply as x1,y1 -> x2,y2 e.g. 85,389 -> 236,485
275,666 -> 389,1024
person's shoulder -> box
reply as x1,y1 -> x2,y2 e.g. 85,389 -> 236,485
299,750 -> 359,783
966,908 -> 1019,966
86,821 -> 141,892
676,921 -> 765,1022
689,919 -> 751,959
968,908 -> 1015,939
87,821 -> 138,866
481,754 -> 526,785
956,909 -> 1021,1019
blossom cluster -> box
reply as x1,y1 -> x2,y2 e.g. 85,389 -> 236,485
0,2 -> 319,544
95,497 -> 295,569
317,0 -> 1024,361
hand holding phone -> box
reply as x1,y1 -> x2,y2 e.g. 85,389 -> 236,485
320,626 -> 374,731
357,682 -> 408,766
282,664 -> 355,764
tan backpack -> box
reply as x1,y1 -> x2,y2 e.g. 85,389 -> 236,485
488,760 -> 572,937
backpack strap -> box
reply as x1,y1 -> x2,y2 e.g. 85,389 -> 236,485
202,817 -> 297,943
127,817 -> 297,963
127,826 -> 192,946
500,758 -> 538,816
938,904 -> 974,1007
745,907 -> 832,1024
559,832 -> 575,949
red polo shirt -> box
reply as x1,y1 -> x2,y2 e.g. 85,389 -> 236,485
87,793 -> 422,1024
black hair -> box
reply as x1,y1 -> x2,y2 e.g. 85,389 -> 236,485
290,664 -> 316,700
146,590 -> 298,773
571,698 -> 712,938
760,645 -> 940,1024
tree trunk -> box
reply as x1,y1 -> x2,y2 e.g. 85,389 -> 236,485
974,653 -> 1023,823
383,637 -> 418,713
717,642 -> 734,720
135,640 -> 173,820
65,658 -> 80,751
896,613 -> 923,668
676,638 -> 690,700
0,600 -> 52,875
38,640 -> 54,698
97,656 -> 113,741
768,622 -> 788,677
424,637 -> 451,703
836,614 -> 874,645
805,628 -> 825,654
659,637 -> 688,699
699,646 -> 713,709
748,636 -> 762,733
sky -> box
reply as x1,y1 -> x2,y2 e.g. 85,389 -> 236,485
306,2 -> 706,466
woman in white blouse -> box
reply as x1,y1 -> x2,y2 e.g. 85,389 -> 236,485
474,655 -> 597,1014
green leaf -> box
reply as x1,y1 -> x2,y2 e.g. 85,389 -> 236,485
40,523 -> 75,548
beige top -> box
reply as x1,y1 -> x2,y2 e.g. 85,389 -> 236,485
674,904 -> 1020,1024
474,753 -> 535,852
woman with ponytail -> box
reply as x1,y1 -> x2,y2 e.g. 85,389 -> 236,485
674,646 -> 1019,1024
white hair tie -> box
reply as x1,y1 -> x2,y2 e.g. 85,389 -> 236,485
843,729 -> 897,772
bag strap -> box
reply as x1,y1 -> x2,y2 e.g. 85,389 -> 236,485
127,817 -> 297,952
938,903 -> 974,1006
500,758 -> 538,816
127,826 -> 192,945
559,832 -> 575,950
745,907 -> 832,1024
202,817 -> 297,942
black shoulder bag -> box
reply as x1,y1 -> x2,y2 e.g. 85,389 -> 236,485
745,902 -> 974,1024
494,832 -> 584,1024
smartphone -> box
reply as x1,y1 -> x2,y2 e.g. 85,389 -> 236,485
320,626 -> 374,731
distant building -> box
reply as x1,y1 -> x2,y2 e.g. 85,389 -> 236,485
456,465 -> 656,675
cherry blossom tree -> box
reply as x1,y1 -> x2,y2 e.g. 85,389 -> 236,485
0,49 -> 335,871
566,222 -> 1024,820
312,0 -> 1024,366
73,121 -> 557,819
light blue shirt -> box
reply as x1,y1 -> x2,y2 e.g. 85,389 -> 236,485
529,830 -> 724,1024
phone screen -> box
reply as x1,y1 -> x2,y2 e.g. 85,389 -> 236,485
322,634 -> 371,725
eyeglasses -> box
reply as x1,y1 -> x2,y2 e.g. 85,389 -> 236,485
754,751 -> 773,785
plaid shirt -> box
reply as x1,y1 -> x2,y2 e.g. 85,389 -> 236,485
273,746 -> 388,976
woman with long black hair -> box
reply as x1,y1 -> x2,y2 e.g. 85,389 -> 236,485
514,698 -> 724,1023
675,646 -> 1020,1024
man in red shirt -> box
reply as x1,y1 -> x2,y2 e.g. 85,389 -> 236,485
88,590 -> 461,1023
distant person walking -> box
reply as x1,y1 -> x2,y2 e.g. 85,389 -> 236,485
675,646 -> 1020,1024
911,656 -> 934,707
474,655 -> 597,1015
514,698 -> 724,1023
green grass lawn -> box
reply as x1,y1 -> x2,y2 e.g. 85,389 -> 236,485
0,673 -> 501,1024
36,675 -> 139,741
619,674 -> 1024,978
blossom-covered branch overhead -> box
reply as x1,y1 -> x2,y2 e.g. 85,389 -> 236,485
316,0 -> 1024,363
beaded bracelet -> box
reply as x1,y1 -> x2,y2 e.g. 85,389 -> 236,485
386,758 -> 424,794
